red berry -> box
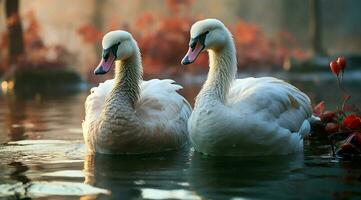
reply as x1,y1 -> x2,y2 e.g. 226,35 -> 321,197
325,123 -> 339,133
355,132 -> 361,146
320,111 -> 337,123
330,60 -> 341,76
340,143 -> 354,152
337,56 -> 346,70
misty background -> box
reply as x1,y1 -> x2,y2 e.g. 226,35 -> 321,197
0,0 -> 361,81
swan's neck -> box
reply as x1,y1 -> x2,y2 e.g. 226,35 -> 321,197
100,49 -> 143,129
196,37 -> 237,106
111,51 -> 143,108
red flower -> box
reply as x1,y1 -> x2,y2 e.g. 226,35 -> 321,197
329,56 -> 347,77
337,56 -> 346,71
313,101 -> 325,117
343,115 -> 361,130
330,60 -> 341,76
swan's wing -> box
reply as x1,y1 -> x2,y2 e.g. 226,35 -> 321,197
84,79 -> 114,123
82,79 -> 114,152
227,77 -> 312,134
83,78 -> 191,126
136,79 -> 192,134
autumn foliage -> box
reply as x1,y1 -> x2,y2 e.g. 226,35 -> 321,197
0,11 -> 73,73
76,0 -> 307,77
231,22 -> 307,69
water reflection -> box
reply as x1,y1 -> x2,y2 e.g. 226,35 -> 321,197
0,92 -> 85,144
83,149 -> 193,199
2,95 -> 27,141
8,162 -> 31,184
188,152 -> 305,199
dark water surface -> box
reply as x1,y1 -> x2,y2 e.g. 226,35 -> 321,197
0,72 -> 361,200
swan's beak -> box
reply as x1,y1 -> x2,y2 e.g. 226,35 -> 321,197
181,39 -> 204,65
94,50 -> 116,75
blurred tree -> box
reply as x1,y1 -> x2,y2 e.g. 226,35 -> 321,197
5,0 -> 24,65
280,0 -> 309,48
92,0 -> 105,56
309,0 -> 326,56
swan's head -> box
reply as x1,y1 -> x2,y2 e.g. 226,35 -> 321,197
181,19 -> 229,65
94,30 -> 138,75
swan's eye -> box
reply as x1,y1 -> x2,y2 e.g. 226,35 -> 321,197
190,31 -> 209,49
197,31 -> 209,46
103,42 -> 121,60
104,52 -> 109,61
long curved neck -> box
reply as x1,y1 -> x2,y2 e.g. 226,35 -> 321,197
195,35 -> 237,107
110,50 -> 143,108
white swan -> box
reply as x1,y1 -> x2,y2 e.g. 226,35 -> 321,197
181,19 -> 312,156
82,30 -> 191,154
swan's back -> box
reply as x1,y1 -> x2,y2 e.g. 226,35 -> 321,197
136,79 -> 191,126
189,77 -> 312,156
228,77 -> 312,134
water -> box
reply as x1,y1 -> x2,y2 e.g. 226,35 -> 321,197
1,72 -> 361,200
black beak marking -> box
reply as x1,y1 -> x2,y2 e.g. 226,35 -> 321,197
181,56 -> 191,65
189,39 -> 197,51
197,31 -> 209,47
94,66 -> 106,75
102,42 -> 121,60
189,31 -> 209,50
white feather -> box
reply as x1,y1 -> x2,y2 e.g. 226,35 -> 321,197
82,79 -> 191,154
189,78 -> 313,157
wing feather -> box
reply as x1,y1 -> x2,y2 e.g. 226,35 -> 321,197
136,79 -> 192,128
227,77 -> 312,134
